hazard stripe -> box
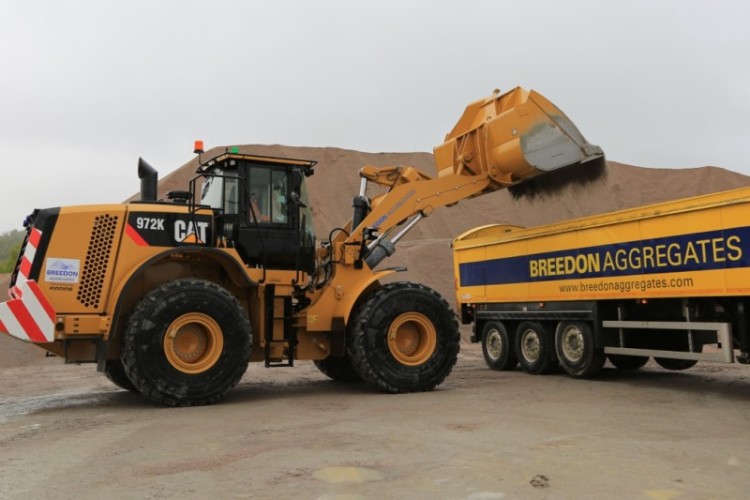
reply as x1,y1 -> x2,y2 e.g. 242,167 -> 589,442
19,257 -> 32,278
25,281 -> 55,324
5,300 -> 46,343
0,317 -> 7,335
125,223 -> 149,246
28,227 -> 41,247
17,229 -> 40,282
0,280 -> 56,343
23,242 -> 36,264
15,271 -> 27,287
0,304 -> 21,337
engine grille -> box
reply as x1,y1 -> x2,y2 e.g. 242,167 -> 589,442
77,214 -> 118,308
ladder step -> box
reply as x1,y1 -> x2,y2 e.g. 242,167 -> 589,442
263,284 -> 296,368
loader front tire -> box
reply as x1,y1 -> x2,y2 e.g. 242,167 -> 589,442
348,282 -> 460,394
122,279 -> 251,407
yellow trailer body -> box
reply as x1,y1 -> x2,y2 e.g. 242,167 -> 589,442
454,186 -> 750,377
455,186 -> 750,303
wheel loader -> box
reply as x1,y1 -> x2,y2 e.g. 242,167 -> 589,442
0,87 -> 604,406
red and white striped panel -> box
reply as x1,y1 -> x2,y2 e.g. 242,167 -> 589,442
10,228 -> 42,298
0,279 -> 56,343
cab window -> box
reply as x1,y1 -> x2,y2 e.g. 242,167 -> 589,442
248,166 -> 288,224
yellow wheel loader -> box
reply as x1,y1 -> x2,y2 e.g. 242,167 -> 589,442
0,87 -> 604,406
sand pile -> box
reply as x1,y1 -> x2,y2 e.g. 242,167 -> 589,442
164,146 -> 750,307
3,145 -> 749,368
164,145 -> 750,238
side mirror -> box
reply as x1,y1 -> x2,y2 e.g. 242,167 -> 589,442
289,169 -> 306,208
290,189 -> 306,208
290,169 -> 303,191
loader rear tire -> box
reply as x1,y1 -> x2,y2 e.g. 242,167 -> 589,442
122,279 -> 251,407
481,321 -> 518,371
313,355 -> 362,382
348,282 -> 460,394
103,359 -> 139,393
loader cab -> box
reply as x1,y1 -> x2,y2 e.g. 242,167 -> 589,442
198,152 -> 317,274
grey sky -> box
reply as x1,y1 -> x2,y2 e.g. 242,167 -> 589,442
1,0 -> 748,232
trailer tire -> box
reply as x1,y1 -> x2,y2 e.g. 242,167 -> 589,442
555,321 -> 605,377
654,357 -> 698,370
515,321 -> 557,374
103,359 -> 139,392
482,321 -> 518,371
122,279 -> 251,407
348,282 -> 460,394
313,355 -> 362,382
608,354 -> 649,370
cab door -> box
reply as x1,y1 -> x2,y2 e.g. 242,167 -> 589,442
235,162 -> 313,273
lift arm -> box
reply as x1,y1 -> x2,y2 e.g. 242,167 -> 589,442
339,87 -> 605,268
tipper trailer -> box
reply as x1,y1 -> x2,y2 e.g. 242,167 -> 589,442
454,186 -> 750,376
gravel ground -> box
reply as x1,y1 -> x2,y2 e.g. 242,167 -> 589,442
1,343 -> 749,500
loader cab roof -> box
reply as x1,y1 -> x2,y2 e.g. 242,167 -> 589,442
196,151 -> 317,176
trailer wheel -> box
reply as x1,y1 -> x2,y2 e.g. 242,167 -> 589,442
515,321 -> 557,374
482,321 -> 518,371
348,282 -> 460,393
313,354 -> 362,382
103,359 -> 139,392
555,321 -> 605,377
608,354 -> 649,370
122,279 -> 251,407
654,358 -> 698,370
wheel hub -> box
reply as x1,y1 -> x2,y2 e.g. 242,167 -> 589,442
561,325 -> 584,363
520,329 -> 541,362
388,312 -> 437,366
163,313 -> 224,374
171,323 -> 208,363
486,328 -> 503,361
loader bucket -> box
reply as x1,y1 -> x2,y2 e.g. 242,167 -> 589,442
433,87 -> 605,199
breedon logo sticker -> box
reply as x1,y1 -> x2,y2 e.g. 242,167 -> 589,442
45,258 -> 81,283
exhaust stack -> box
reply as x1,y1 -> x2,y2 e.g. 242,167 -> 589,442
138,158 -> 158,202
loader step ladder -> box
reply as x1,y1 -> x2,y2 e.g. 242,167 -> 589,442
264,284 -> 296,368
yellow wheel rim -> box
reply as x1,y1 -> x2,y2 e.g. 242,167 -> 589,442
387,312 -> 437,366
163,313 -> 224,374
